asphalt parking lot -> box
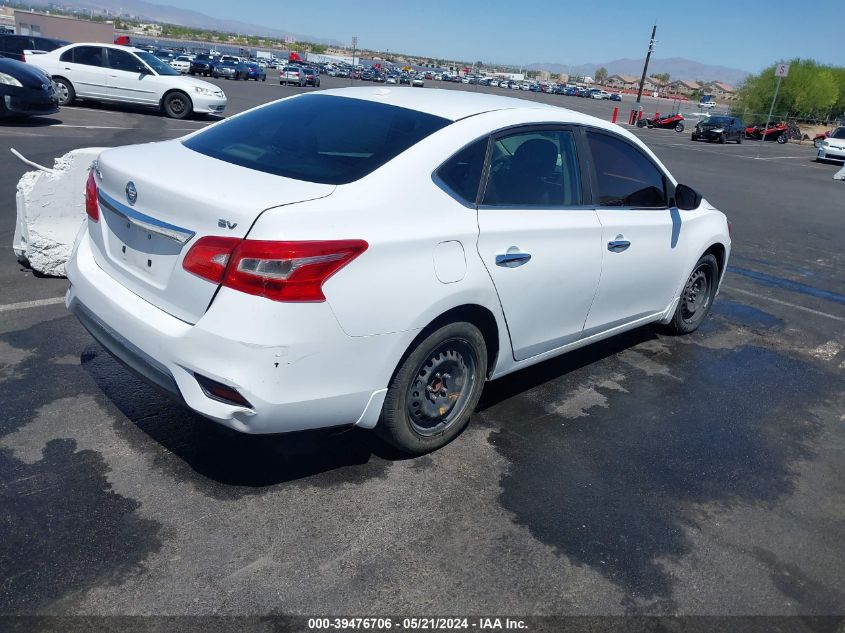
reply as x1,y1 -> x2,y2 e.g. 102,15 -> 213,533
1,75 -> 843,619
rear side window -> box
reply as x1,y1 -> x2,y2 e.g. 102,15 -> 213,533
586,131 -> 668,208
72,46 -> 105,67
60,48 -> 74,63
482,129 -> 582,207
183,95 -> 451,184
436,137 -> 488,204
3,37 -> 33,55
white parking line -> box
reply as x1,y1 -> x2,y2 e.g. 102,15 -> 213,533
724,286 -> 845,323
0,296 -> 65,313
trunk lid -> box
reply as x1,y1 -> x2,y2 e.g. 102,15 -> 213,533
89,140 -> 334,323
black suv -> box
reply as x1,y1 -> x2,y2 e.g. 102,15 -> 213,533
0,35 -> 69,62
692,115 -> 745,143
190,54 -> 219,76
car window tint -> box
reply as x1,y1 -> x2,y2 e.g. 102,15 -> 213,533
482,129 -> 581,207
586,131 -> 667,208
72,46 -> 105,67
59,48 -> 74,63
3,37 -> 32,54
436,137 -> 488,204
183,94 -> 451,185
34,37 -> 61,51
107,48 -> 143,72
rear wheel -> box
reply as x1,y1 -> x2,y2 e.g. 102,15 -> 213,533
737,133 -> 743,144
53,77 -> 75,106
376,322 -> 487,455
777,133 -> 788,144
162,91 -> 192,119
675,122 -> 685,132
663,254 -> 719,335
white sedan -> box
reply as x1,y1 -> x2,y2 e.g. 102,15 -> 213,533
30,43 -> 226,118
66,88 -> 730,454
170,55 -> 192,74
412,75 -> 425,87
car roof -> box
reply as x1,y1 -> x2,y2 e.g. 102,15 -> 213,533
316,87 -> 573,122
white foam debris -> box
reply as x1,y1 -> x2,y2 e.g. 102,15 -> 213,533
13,147 -> 106,277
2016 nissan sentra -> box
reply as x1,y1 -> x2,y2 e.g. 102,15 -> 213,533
66,88 -> 731,454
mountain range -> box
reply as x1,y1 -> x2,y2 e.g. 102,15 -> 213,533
527,57 -> 749,86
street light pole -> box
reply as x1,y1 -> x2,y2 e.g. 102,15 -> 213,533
636,24 -> 657,104
350,36 -> 357,86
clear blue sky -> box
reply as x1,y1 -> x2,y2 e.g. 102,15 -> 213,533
163,0 -> 841,72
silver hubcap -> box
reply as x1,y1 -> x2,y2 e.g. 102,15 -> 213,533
55,81 -> 69,103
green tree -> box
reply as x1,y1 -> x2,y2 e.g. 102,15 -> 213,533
595,67 -> 608,84
737,58 -> 842,119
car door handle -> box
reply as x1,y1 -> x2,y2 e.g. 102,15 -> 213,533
607,240 -> 631,253
495,252 -> 532,267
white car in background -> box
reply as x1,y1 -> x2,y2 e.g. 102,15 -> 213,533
66,88 -> 730,454
591,90 -> 611,99
170,55 -> 192,74
817,127 -> 845,163
412,75 -> 424,87
29,43 -> 226,118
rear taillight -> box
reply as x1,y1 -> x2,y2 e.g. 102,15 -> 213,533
85,170 -> 99,222
183,238 -> 367,302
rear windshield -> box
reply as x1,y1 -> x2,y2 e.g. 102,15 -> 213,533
183,94 -> 451,184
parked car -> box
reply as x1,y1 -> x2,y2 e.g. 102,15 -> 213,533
373,73 -> 386,83
301,67 -> 320,87
609,92 -> 622,101
386,75 -> 398,84
246,63 -> 266,81
189,54 -> 219,77
359,70 -> 373,81
412,75 -> 424,87
68,89 -> 729,455
691,115 -> 745,143
399,74 -> 411,85
816,126 -> 845,162
170,56 -> 192,74
213,60 -> 248,80
0,35 -> 68,63
280,65 -> 306,86
29,43 -> 226,119
0,57 -> 59,118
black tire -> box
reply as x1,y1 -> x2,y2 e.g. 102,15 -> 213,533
719,133 -> 726,144
162,91 -> 192,119
737,133 -> 743,144
316,79 -> 320,87
53,77 -> 75,106
675,122 -> 685,133
663,254 -> 719,335
376,321 -> 487,455
777,133 -> 788,144
691,134 -> 697,141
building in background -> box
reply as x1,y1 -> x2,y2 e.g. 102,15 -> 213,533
13,10 -> 114,43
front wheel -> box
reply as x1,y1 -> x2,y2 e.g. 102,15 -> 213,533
737,133 -> 743,144
376,322 -> 487,455
675,122 -> 685,133
162,91 -> 192,119
663,254 -> 719,335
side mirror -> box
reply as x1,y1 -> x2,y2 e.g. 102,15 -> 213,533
674,184 -> 702,210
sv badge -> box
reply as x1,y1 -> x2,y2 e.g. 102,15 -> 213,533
218,219 -> 238,230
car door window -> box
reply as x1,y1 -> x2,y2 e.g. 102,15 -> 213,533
481,129 -> 581,207
436,137 -> 488,204
72,46 -> 105,67
107,48 -> 145,73
59,48 -> 74,63
586,131 -> 668,208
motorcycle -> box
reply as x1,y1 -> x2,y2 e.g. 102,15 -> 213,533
637,113 -> 685,132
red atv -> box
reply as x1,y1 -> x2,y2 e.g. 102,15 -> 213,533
637,112 -> 685,132
813,130 -> 831,149
745,122 -> 799,144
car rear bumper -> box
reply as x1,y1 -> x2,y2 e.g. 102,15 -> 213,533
66,230 -> 414,434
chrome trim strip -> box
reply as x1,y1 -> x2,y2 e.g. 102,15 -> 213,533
98,190 -> 195,245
